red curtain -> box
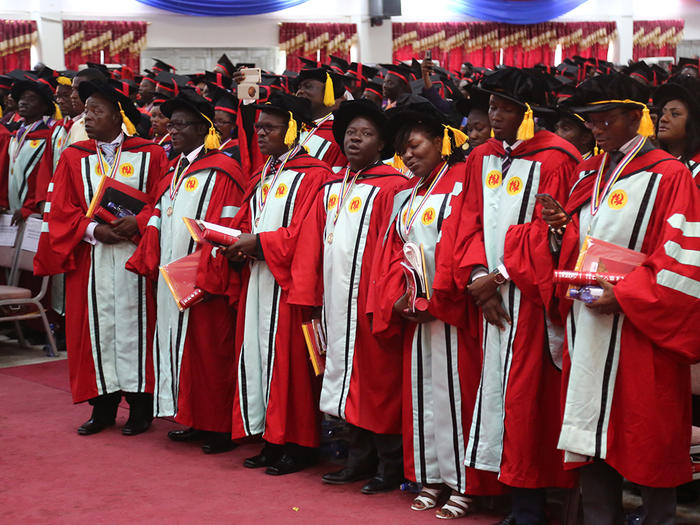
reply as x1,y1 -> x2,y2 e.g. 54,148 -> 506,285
279,23 -> 357,71
391,21 -> 617,71
633,20 -> 684,60
63,20 -> 148,72
0,20 -> 37,71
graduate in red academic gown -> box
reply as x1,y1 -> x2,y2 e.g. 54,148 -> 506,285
34,80 -> 167,436
288,100 -> 408,493
541,74 -> 700,525
126,91 -> 246,454
369,97 -> 505,519
433,69 -> 581,524
1,79 -> 65,223
295,68 -> 348,171
215,93 -> 332,475
653,75 -> 700,186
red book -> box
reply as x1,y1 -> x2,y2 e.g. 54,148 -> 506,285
554,270 -> 627,285
564,236 -> 647,300
302,319 -> 326,376
86,175 -> 149,224
159,251 -> 206,311
182,217 -> 241,246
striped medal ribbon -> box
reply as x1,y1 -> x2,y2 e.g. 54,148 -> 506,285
403,162 -> 449,236
590,136 -> 646,216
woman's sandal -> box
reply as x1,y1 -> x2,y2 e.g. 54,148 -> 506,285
410,485 -> 445,511
435,491 -> 473,520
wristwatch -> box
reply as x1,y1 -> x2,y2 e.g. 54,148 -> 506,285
492,268 -> 507,286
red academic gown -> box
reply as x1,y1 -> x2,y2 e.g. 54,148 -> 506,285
1,118 -> 58,218
369,161 -> 504,495
434,131 -> 581,489
34,136 -> 168,402
288,163 -> 407,434
208,149 -> 332,447
127,149 -> 246,432
300,115 -> 347,171
552,146 -> 700,487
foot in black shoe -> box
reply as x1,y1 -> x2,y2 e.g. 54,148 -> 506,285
122,417 -> 152,436
77,417 -> 115,436
322,467 -> 375,485
361,475 -> 401,494
202,433 -> 237,454
244,444 -> 283,468
493,514 -> 516,525
167,427 -> 205,442
265,453 -> 304,476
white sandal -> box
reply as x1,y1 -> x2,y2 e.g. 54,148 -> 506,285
411,486 -> 444,511
435,492 -> 472,520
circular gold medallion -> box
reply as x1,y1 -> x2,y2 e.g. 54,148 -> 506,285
327,232 -> 334,244
255,217 -> 260,227
166,207 -> 173,216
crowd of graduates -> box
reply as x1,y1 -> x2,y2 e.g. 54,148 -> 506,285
2,50 -> 700,525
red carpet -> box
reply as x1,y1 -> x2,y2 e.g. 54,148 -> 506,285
1,360 -> 501,524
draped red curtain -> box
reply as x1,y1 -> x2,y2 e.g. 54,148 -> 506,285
0,20 -> 38,71
279,23 -> 357,71
392,21 -> 617,71
63,20 -> 148,72
633,20 -> 684,61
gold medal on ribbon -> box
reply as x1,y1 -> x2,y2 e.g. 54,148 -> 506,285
166,207 -> 173,216
255,217 -> 260,227
327,232 -> 334,244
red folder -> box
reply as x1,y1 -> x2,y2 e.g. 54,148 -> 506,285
86,175 -> 149,223
159,251 -> 206,311
182,217 -> 241,246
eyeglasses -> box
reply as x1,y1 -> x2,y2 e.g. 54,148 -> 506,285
584,110 -> 629,131
166,120 -> 200,131
254,123 -> 286,134
214,119 -> 235,127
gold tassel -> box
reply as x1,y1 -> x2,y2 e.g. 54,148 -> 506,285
201,113 -> 221,150
442,126 -> 453,157
284,111 -> 297,146
637,105 -> 655,137
594,144 -> 600,156
392,153 -> 406,173
118,102 -> 137,136
53,103 -> 62,121
0,105 -> 3,118
516,103 -> 534,141
323,72 -> 335,107
490,128 -> 495,138
445,125 -> 468,148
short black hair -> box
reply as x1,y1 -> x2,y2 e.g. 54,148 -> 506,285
75,67 -> 107,83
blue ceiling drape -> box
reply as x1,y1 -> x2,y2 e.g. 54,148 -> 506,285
448,0 -> 590,24
135,0 -> 311,16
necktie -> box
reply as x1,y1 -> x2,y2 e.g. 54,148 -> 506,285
501,146 -> 513,178
604,150 -> 624,182
176,156 -> 190,179
100,143 -> 118,165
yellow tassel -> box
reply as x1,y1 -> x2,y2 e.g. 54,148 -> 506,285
392,153 -> 406,173
490,128 -> 495,138
637,105 -> 655,137
0,105 -> 3,118
284,111 -> 297,146
444,125 -> 468,148
442,126 -> 453,157
594,144 -> 600,156
57,76 -> 72,87
516,103 -> 534,141
53,103 -> 62,121
201,113 -> 221,150
323,72 -> 335,107
118,102 -> 137,136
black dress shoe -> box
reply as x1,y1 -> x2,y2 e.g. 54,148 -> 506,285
122,417 -> 152,436
202,433 -> 237,454
244,444 -> 284,468
265,453 -> 307,476
493,514 -> 516,525
322,467 -> 375,485
167,427 -> 205,442
77,417 -> 115,436
361,475 -> 401,494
